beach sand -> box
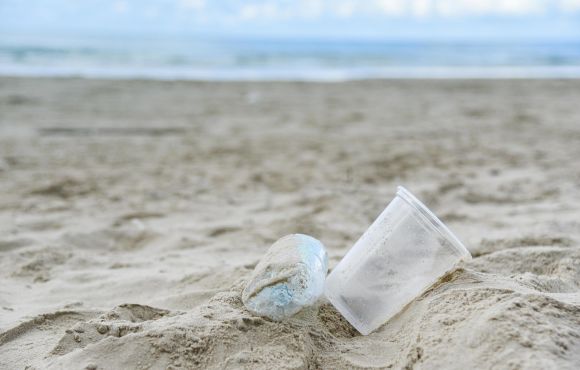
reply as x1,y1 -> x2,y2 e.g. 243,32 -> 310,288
1,77 -> 579,369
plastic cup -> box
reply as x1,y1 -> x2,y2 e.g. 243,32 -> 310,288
325,186 -> 471,335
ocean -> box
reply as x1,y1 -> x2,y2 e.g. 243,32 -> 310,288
1,35 -> 580,81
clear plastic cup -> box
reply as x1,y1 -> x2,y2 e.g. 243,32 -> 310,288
325,186 -> 472,335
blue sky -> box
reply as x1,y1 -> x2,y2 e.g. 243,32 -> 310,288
1,0 -> 580,41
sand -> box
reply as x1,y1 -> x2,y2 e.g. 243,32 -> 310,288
0,77 -> 579,369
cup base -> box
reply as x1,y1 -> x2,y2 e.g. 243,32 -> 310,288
324,291 -> 373,335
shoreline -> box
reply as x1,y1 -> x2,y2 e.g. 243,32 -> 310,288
2,64 -> 580,82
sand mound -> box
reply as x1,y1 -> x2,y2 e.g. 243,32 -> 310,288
1,78 -> 580,369
16,261 -> 579,369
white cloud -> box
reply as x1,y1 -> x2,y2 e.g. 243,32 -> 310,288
239,3 -> 282,21
411,0 -> 431,17
335,1 -> 357,18
299,0 -> 325,19
373,0 -> 560,18
113,1 -> 129,14
432,0 -> 551,17
239,4 -> 260,20
179,0 -> 205,11
435,0 -> 486,17
375,0 -> 406,16
230,0 -> 576,22
496,0 -> 545,15
237,0 -> 326,21
560,0 -> 580,12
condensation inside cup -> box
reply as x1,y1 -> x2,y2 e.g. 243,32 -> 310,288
325,186 -> 471,335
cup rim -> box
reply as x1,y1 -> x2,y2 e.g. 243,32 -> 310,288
396,186 -> 472,260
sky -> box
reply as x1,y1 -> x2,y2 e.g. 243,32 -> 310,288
1,0 -> 580,41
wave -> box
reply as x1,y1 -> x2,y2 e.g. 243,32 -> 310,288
1,37 -> 580,80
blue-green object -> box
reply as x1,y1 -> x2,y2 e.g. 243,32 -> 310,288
242,234 -> 328,320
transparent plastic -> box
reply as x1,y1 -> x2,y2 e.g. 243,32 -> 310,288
325,186 -> 472,335
243,234 -> 328,320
